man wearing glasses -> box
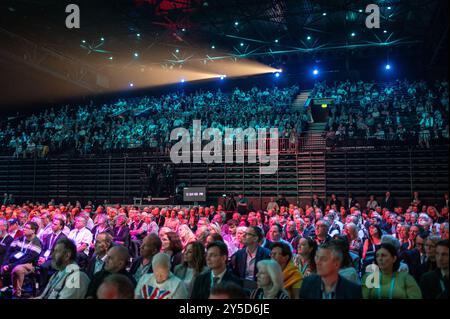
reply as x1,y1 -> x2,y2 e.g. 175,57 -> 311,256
1,221 -> 42,298
229,226 -> 270,288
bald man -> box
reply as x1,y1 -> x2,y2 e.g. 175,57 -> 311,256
85,246 -> 136,298
97,274 -> 135,299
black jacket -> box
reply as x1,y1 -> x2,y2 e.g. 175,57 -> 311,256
420,268 -> 449,299
381,197 -> 396,211
229,246 -> 271,281
113,225 -> 130,247
191,269 -> 242,299
40,232 -> 67,261
299,274 -> 362,299
0,234 -> 14,265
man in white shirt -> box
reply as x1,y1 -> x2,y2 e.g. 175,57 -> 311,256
68,216 -> 93,269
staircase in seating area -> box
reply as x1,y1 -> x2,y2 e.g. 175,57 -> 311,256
292,90 -> 312,111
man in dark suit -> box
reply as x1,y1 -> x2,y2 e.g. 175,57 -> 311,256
85,245 -> 136,299
311,194 -> 325,212
420,240 -> 449,299
345,193 -> 359,210
191,241 -> 242,299
37,218 -> 67,291
85,232 -> 113,280
229,226 -> 270,287
381,191 -> 396,212
299,241 -> 362,299
113,214 -> 130,248
329,194 -> 341,211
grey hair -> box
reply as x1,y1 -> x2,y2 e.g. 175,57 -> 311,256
381,235 -> 400,251
152,252 -> 171,270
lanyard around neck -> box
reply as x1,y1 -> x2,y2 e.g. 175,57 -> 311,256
377,272 -> 396,299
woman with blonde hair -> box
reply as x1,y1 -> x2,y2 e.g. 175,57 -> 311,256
177,224 -> 197,248
251,259 -> 290,299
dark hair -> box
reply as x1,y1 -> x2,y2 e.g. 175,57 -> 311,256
210,282 -> 248,299
99,274 -> 135,299
208,233 -> 224,242
147,233 -> 162,252
227,219 -> 238,227
318,241 -> 344,267
436,239 -> 449,249
54,217 -> 65,229
166,231 -> 183,254
98,232 -> 114,248
329,237 -> 352,268
26,221 -> 39,233
183,241 -> 206,274
55,237 -> 77,262
249,225 -> 264,241
369,224 -> 383,242
271,242 -> 292,262
207,241 -> 228,257
272,223 -> 283,233
299,237 -> 317,272
376,243 -> 400,272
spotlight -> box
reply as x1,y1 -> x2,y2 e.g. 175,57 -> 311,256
322,12 -> 327,16
100,37 -> 105,41
387,6 -> 391,10
313,69 -> 319,75
182,28 -> 186,32
240,42 -> 244,47
129,82 -> 134,87
383,30 -> 388,33
307,36 -> 312,40
359,9 -> 363,13
137,33 -> 141,37
108,56 -> 113,60
211,45 -> 216,49
351,32 -> 356,37
175,49 -> 180,53
180,79 -> 185,83
220,75 -> 226,80
274,72 -> 280,78
134,52 -> 139,58
385,64 -> 391,70
234,21 -> 239,26
81,40 -> 86,44
275,39 -> 279,43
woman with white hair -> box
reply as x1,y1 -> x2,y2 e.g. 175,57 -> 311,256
250,259 -> 290,299
135,253 -> 188,299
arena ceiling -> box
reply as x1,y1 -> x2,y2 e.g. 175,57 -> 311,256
0,0 -> 448,108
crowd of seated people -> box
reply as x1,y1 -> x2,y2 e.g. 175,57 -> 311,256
311,79 -> 449,148
0,190 -> 448,299
0,86 -> 307,158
